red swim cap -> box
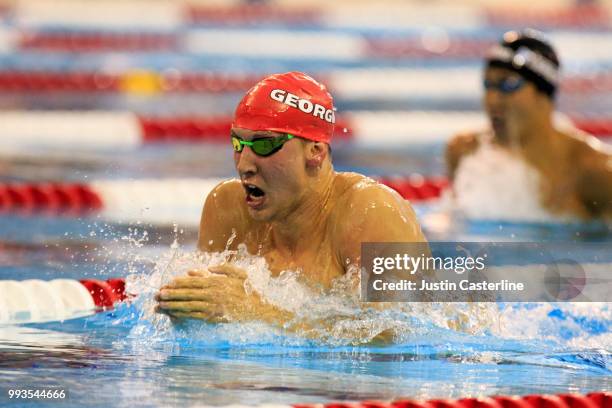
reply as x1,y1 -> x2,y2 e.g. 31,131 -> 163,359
232,71 -> 335,143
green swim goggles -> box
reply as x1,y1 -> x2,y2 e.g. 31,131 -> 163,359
231,133 -> 294,157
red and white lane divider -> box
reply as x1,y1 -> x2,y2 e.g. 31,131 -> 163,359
0,112 -> 352,151
2,24 -> 612,62
290,393 -> 611,408
0,111 -> 608,153
0,278 -> 125,324
364,31 -> 612,62
186,4 -> 321,25
379,176 -> 449,202
327,68 -> 612,99
485,4 -> 611,29
0,177 -> 448,223
0,71 -> 261,93
1,69 -> 610,96
18,32 -> 179,52
138,115 -> 354,143
9,1 -> 611,30
13,0 -> 183,30
0,179 -> 223,226
0,182 -> 103,214
9,0 -> 610,29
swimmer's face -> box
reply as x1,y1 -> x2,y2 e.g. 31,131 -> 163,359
232,127 -> 310,222
483,67 -> 540,141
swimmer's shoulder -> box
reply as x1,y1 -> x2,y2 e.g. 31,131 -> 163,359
204,178 -> 245,208
329,172 -> 426,270
558,128 -> 611,174
331,172 -> 424,238
559,129 -> 612,217
560,128 -> 611,159
333,172 -> 387,202
333,171 -> 373,190
333,172 -> 411,205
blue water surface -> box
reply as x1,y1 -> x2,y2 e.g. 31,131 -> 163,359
0,205 -> 610,407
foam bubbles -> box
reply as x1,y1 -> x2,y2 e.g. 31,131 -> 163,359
453,143 -> 560,222
496,302 -> 611,350
123,244 -> 502,348
120,244 -> 608,359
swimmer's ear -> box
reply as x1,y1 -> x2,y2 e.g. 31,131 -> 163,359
304,141 -> 328,168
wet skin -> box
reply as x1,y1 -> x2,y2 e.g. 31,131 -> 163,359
156,128 -> 426,325
446,67 -> 612,220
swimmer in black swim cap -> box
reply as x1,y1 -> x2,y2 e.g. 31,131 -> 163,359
447,29 -> 612,220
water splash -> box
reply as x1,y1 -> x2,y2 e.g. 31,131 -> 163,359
495,302 -> 611,349
87,248 -> 612,381
111,243 -> 610,369
120,245 -> 503,348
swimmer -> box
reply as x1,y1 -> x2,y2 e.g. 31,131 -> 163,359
446,29 -> 612,220
156,72 -> 426,325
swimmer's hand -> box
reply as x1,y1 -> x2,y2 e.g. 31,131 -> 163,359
155,264 -> 292,325
156,268 -> 399,344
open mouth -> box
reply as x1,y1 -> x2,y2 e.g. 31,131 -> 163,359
243,183 -> 266,208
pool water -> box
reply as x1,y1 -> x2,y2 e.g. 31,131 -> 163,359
0,183 -> 610,407
1,317 -> 610,407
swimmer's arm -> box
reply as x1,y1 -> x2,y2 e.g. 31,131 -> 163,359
445,132 -> 479,180
158,269 -> 387,343
197,179 -> 248,252
337,183 -> 430,287
334,183 -> 429,344
577,148 -> 612,218
162,182 -> 292,325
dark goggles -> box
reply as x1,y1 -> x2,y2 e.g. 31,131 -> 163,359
231,133 -> 295,157
483,77 -> 526,94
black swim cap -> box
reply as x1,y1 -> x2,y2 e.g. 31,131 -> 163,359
486,29 -> 560,99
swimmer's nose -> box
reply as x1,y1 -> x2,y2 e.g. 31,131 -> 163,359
235,143 -> 258,177
485,87 -> 505,106
484,90 -> 506,116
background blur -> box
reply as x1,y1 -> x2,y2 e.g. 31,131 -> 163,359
0,0 -> 610,230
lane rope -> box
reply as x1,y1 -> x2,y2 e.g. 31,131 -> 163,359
0,69 -> 609,95
0,177 -> 448,222
0,111 -> 608,153
0,278 -> 125,324
290,392 -> 611,408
